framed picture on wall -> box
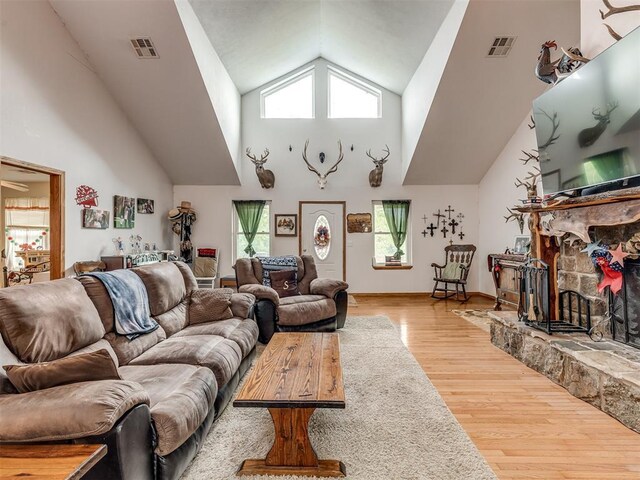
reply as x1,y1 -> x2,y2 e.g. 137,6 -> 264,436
136,198 -> 155,214
113,195 -> 135,229
82,208 -> 110,229
275,214 -> 297,237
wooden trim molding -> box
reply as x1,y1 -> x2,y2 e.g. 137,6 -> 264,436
371,264 -> 413,270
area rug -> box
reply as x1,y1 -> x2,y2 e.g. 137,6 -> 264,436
182,316 -> 497,480
451,308 -> 494,333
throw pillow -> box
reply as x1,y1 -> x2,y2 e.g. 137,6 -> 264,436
269,269 -> 301,298
3,349 -> 121,394
189,288 -> 234,325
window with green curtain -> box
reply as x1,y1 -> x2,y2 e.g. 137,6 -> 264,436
233,200 -> 267,257
375,200 -> 411,262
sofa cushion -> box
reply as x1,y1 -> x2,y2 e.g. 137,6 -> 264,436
0,380 -> 149,442
104,328 -> 166,366
269,269 -> 300,298
76,275 -> 115,332
173,318 -> 258,357
173,261 -> 198,295
118,364 -> 217,456
0,279 -> 105,363
230,292 -> 255,319
132,263 -> 186,317
189,289 -> 233,325
127,335 -> 243,388
277,297 -> 336,326
4,349 -> 121,394
153,301 -> 188,337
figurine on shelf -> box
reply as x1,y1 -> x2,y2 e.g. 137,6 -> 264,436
112,237 -> 125,256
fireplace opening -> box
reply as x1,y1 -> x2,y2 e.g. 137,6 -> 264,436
609,258 -> 640,349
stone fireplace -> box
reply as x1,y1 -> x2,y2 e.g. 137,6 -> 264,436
489,189 -> 640,432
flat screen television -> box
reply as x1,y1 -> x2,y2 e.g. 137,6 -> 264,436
533,26 -> 640,197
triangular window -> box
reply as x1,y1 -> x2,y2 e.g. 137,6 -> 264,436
261,67 -> 314,119
328,66 -> 381,119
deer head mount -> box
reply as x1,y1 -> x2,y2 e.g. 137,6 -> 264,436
246,147 -> 275,189
302,140 -> 344,189
366,145 -> 390,188
578,102 -> 619,148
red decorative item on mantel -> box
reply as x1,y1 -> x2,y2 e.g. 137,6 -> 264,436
596,256 -> 624,294
75,185 -> 99,208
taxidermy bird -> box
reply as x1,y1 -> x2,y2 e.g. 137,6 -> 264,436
535,40 -> 589,85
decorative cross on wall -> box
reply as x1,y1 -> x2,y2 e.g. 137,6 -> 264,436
433,209 -> 445,224
426,223 -> 437,237
459,231 -> 465,240
448,219 -> 459,234
445,205 -> 455,219
422,214 -> 429,224
441,225 -> 449,238
457,213 -> 464,222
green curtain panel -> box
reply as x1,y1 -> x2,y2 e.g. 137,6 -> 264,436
382,200 -> 411,259
233,200 -> 266,257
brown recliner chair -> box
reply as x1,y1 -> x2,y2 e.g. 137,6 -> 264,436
235,255 -> 348,343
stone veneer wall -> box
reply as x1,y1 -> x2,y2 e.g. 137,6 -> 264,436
556,222 -> 640,338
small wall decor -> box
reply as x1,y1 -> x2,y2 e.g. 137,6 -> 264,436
347,213 -> 372,233
504,207 -> 526,234
246,147 -> 275,189
275,214 -> 297,237
535,40 -> 589,85
366,145 -> 390,187
302,140 -> 344,189
113,195 -> 135,229
137,198 -> 155,214
75,185 -> 99,208
82,209 -> 110,229
427,206 -> 466,241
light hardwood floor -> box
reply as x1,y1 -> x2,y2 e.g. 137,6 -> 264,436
352,294 -> 640,480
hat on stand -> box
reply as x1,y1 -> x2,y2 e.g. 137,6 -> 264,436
167,201 -> 195,220
179,201 -> 195,213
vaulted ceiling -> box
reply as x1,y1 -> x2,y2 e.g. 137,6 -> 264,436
189,0 -> 455,94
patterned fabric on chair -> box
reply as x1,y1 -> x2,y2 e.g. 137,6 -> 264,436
431,244 -> 476,302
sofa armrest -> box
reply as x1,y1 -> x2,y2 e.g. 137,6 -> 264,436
310,278 -> 349,299
238,284 -> 279,306
230,292 -> 256,319
0,380 -> 149,443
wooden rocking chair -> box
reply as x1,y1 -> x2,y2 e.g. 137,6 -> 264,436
431,244 -> 476,302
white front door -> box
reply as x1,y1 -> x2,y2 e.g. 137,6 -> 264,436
300,202 -> 345,280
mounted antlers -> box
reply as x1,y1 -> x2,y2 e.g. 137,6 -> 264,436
504,207 -> 525,234
246,147 -> 275,189
599,1 -> 640,40
302,140 -> 344,189
515,167 -> 541,200
536,109 -> 560,153
366,145 -> 390,187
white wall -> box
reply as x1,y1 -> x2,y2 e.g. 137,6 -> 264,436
0,0 -> 173,273
581,0 -> 640,56
477,115 -> 535,295
401,0 -> 468,178
175,59 -> 480,293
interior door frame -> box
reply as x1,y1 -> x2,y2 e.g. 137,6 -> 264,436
1,156 -> 65,280
298,201 -> 346,281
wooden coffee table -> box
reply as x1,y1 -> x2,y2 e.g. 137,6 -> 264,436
0,444 -> 107,479
234,332 -> 346,477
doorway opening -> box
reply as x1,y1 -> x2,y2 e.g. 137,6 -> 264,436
1,157 -> 65,287
299,201 -> 346,281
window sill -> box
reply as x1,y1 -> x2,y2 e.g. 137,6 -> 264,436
371,264 -> 413,270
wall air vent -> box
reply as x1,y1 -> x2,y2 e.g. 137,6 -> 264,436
130,38 -> 158,58
487,36 -> 516,57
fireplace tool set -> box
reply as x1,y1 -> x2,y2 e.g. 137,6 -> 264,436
518,258 -> 592,336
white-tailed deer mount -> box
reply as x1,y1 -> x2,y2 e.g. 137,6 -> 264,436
366,145 -> 390,187
302,140 -> 344,189
246,147 -> 275,189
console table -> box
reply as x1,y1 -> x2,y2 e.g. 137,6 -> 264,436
487,253 -> 527,310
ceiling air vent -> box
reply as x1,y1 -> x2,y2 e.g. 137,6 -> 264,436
487,36 -> 516,57
130,38 -> 158,58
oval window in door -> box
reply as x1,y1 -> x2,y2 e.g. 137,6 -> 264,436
313,215 -> 331,260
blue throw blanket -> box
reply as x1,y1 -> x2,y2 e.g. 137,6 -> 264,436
85,270 -> 158,340
258,256 -> 298,287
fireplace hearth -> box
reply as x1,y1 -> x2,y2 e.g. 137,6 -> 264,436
609,258 -> 640,349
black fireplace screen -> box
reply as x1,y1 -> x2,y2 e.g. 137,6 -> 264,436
609,258 -> 640,349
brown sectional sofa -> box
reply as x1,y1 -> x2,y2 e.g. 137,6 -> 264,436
0,261 -> 258,480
